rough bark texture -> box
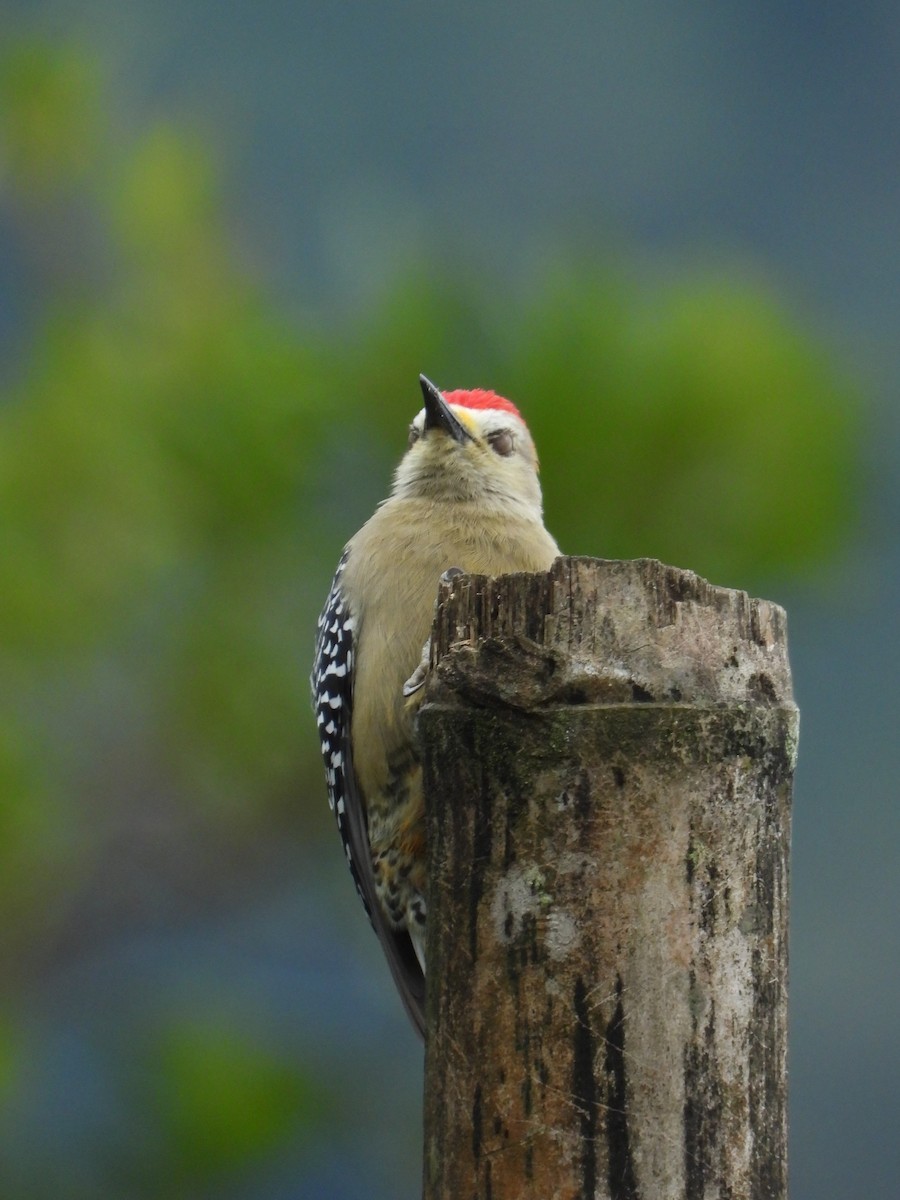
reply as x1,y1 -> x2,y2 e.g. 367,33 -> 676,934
419,557 -> 797,1200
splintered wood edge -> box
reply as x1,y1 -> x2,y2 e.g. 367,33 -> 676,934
429,556 -> 795,707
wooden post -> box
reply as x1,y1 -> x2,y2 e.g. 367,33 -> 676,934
419,557 -> 797,1200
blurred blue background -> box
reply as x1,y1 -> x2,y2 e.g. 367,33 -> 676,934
0,4 -> 897,1197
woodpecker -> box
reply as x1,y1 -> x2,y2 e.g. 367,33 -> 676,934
311,375 -> 559,1036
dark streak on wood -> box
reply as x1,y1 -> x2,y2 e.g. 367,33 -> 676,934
604,976 -> 639,1200
472,1083 -> 482,1164
573,976 -> 599,1200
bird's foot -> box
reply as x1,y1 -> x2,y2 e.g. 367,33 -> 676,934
402,567 -> 464,697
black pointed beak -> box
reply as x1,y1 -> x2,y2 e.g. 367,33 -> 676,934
419,374 -> 474,443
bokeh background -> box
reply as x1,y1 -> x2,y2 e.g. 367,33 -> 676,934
1,4 -> 897,1198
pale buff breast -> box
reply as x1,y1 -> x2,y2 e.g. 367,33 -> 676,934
343,497 -> 559,804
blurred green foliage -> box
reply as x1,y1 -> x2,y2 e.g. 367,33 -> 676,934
0,1012 -> 20,1106
149,1015 -> 324,1182
0,36 -> 860,1194
0,40 -> 100,194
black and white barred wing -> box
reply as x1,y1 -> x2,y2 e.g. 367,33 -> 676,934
310,551 -> 426,1037
311,552 -> 370,914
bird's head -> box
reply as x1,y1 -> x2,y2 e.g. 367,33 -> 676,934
392,375 -> 545,516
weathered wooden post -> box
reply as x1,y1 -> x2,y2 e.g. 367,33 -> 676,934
419,557 -> 797,1200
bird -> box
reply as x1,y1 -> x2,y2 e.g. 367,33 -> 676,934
310,374 -> 559,1036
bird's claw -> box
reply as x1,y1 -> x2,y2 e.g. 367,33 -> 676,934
403,643 -> 430,697
403,567 -> 464,696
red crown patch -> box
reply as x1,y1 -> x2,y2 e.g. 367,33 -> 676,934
442,388 -> 522,421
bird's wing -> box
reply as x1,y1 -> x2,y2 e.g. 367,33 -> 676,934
311,554 -> 426,1038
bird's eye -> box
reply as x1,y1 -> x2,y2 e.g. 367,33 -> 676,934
408,425 -> 420,449
489,430 -> 514,457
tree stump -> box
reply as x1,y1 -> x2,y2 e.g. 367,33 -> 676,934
419,557 -> 797,1200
